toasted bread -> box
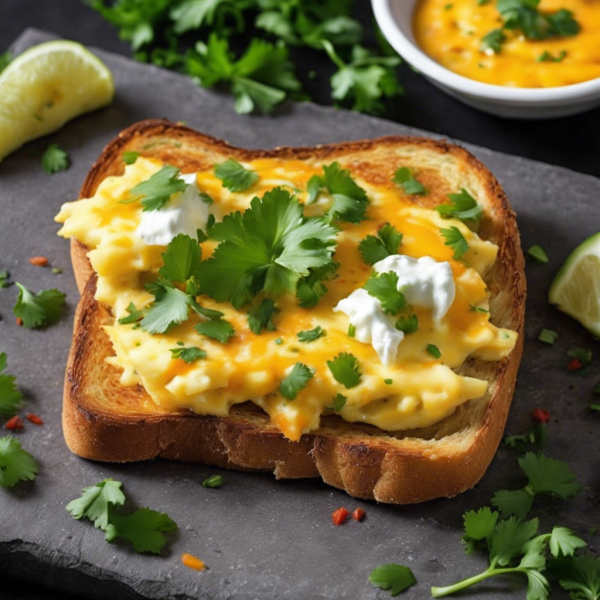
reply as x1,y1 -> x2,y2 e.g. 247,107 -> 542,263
62,119 -> 525,504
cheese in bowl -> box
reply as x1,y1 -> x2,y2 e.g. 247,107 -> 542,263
56,155 -> 517,442
413,0 -> 600,88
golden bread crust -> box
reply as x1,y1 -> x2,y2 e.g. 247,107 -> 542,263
63,119 -> 525,504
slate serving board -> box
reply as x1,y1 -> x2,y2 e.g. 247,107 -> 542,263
0,28 -> 598,600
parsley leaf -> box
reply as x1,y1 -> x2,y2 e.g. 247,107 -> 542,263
41,143 -> 70,174
280,362 -> 314,400
0,436 -> 38,488
158,233 -> 202,282
549,554 -> 600,600
170,346 -> 207,363
248,298 -> 278,334
296,262 -> 339,308
364,272 -> 407,314
369,564 -> 416,596
327,353 -> 361,389
13,283 -> 66,328
141,281 -> 191,334
297,326 -> 325,343
66,478 -> 125,530
127,165 -> 187,211
201,188 -> 337,308
393,167 -> 426,195
215,159 -> 259,192
435,189 -> 483,222
195,318 -> 235,343
0,270 -> 11,289
395,314 -> 419,334
122,151 -> 140,165
0,354 -> 23,417
358,223 -> 403,265
441,226 -> 469,260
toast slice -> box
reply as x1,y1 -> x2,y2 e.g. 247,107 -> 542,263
62,119 -> 525,504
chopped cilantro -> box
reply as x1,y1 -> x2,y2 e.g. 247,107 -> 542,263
347,323 -> 356,338
41,143 -> 70,174
393,167 -> 426,195
0,435 -> 38,488
358,223 -> 403,265
122,151 -> 140,164
328,393 -> 347,412
538,329 -> 558,344
118,302 -> 144,326
201,474 -> 224,488
195,318 -> 235,343
125,165 -> 187,211
0,353 -> 23,417
248,298 -> 278,334
141,281 -> 192,334
327,353 -> 361,389
481,28 -> 506,53
169,346 -> 207,363
364,271 -> 407,314
505,424 -> 547,451
441,226 -> 469,260
369,564 -> 416,596
435,189 -> 482,222
214,159 -> 259,192
537,50 -> 567,62
297,326 -> 325,343
0,270 -> 11,288
0,51 -> 11,74
13,283 -> 66,328
395,313 -> 418,334
384,378 -> 393,385
470,304 -> 489,314
527,244 -> 549,263
427,344 -> 441,359
274,338 -> 283,345
280,362 -> 314,400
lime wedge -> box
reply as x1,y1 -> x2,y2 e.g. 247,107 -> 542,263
0,40 -> 114,161
549,232 -> 600,336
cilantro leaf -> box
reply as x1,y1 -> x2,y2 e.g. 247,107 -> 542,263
463,507 -> 499,542
481,28 -> 506,53
127,165 -> 187,211
201,188 -> 337,308
549,554 -> 600,600
118,302 -> 145,325
369,564 -> 416,596
538,329 -> 558,344
13,283 -> 66,328
66,479 -> 125,530
248,298 -> 278,334
195,318 -> 235,343
0,435 -> 38,488
105,507 -> 177,554
169,0 -> 245,34
0,353 -> 23,417
549,527 -> 587,558
527,244 -> 549,263
0,270 -> 11,289
158,234 -> 203,282
122,151 -> 140,165
296,262 -> 338,308
504,424 -> 547,451
395,314 -> 418,334
202,474 -> 223,488
215,159 -> 259,192
497,0 -> 579,40
141,281 -> 191,334
427,344 -> 442,359
170,346 -> 207,363
280,362 -> 314,400
491,516 -> 540,567
435,189 -> 482,222
364,272 -> 407,314
327,353 -> 361,388
393,167 -> 426,195
358,223 -> 403,265
492,489 -> 534,519
441,226 -> 469,260
41,143 -> 70,174
328,393 -> 347,412
297,326 -> 325,343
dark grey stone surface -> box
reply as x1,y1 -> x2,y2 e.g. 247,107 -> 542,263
0,28 -> 598,600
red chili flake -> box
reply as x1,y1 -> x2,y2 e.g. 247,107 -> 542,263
332,507 -> 349,526
567,358 -> 583,371
352,507 -> 366,521
5,415 -> 24,430
532,408 -> 550,424
16,317 -> 23,326
26,413 -> 44,426
29,256 -> 49,267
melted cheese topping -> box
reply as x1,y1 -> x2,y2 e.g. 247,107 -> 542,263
414,0 -> 600,88
56,158 -> 517,441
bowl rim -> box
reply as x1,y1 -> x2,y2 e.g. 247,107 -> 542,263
372,0 -> 600,103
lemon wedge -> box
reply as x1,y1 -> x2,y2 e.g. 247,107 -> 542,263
0,40 -> 114,161
549,232 -> 600,336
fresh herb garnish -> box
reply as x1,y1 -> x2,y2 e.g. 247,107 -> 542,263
248,298 -> 278,334
369,564 -> 417,597
41,143 -> 70,174
364,272 -> 407,314
122,151 -> 141,164
538,329 -> 558,344
13,283 -> 66,328
169,346 -> 207,363
427,344 -> 442,359
0,354 -> 23,417
0,51 -> 11,74
328,393 -> 347,412
0,435 -> 38,488
125,165 -> 187,211
549,554 -> 600,600
142,280 -> 193,334
436,189 -> 482,222
327,353 -> 361,389
470,304 -> 489,314
296,262 -> 339,309
201,475 -> 224,488
358,223 -> 403,265
297,326 -> 325,343
280,362 -> 314,400
66,478 -> 177,554
441,226 -> 469,260
505,424 -> 547,451
214,159 -> 259,192
527,244 -> 549,263
348,323 -> 356,338
537,50 -> 567,62
0,270 -> 10,289
118,302 -> 145,325
195,318 -> 235,343
395,314 -> 419,334
393,167 -> 426,195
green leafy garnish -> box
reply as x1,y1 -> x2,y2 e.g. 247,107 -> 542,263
393,167 -> 426,195
427,344 -> 442,359
296,262 -> 339,309
358,223 -> 403,265
118,302 -> 145,325
41,143 -> 70,174
436,189 -> 482,222
248,298 -> 278,334
369,564 -> 417,596
470,304 -> 489,314
297,326 -> 325,343
214,159 -> 259,192
348,323 -> 356,337
327,353 -> 361,389
505,424 -> 547,451
200,188 -> 337,308
364,272 -> 407,314
13,283 -> 66,328
527,244 -> 549,263
538,329 -> 558,344
491,453 -> 581,518
0,270 -> 11,289
126,165 -> 187,211
169,346 -> 207,363
395,314 -> 418,334
328,393 -> 347,412
195,318 -> 235,343
0,436 -> 38,488
481,28 -> 506,53
66,478 -> 177,554
549,554 -> 600,600
141,281 -> 192,334
537,50 -> 567,62
122,151 -> 141,164
0,354 -> 23,417
441,226 -> 469,260
0,52 -> 11,74
201,474 -> 224,488
280,362 -> 314,400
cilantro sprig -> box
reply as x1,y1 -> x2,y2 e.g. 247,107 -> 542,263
0,435 -> 38,488
280,363 -> 314,400
436,189 -> 483,223
169,346 -> 207,363
297,326 -> 325,343
364,272 -> 407,314
358,224 -> 403,265
41,144 -> 70,174
327,353 -> 361,389
393,167 -> 426,196
0,353 -> 23,417
13,283 -> 66,328
441,226 -> 469,260
549,554 -> 600,600
369,564 -> 417,596
124,165 -> 187,211
215,159 -> 259,192
66,478 -> 177,554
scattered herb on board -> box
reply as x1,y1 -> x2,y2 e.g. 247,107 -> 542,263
0,435 -> 38,488
280,363 -> 314,400
364,272 -> 407,314
297,326 -> 325,343
327,353 -> 361,389
369,563 -> 417,596
0,353 -> 23,417
527,244 -> 549,263
41,143 -> 70,174
359,223 -> 403,265
13,283 -> 66,328
538,329 -> 558,344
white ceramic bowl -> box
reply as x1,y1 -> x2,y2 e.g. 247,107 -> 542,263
372,0 -> 600,119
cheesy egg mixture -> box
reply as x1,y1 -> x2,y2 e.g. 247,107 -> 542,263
56,156 -> 517,441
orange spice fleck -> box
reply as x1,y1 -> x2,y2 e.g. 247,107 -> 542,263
16,317 -> 23,326
5,415 -> 24,430
29,256 -> 49,267
26,413 -> 44,425
182,553 -> 205,571
352,507 -> 366,521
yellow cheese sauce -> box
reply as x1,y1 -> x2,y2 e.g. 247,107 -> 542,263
56,158 -> 517,441
414,0 -> 600,87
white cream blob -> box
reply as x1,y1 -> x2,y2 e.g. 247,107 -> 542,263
373,255 -> 455,323
135,173 -> 211,246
